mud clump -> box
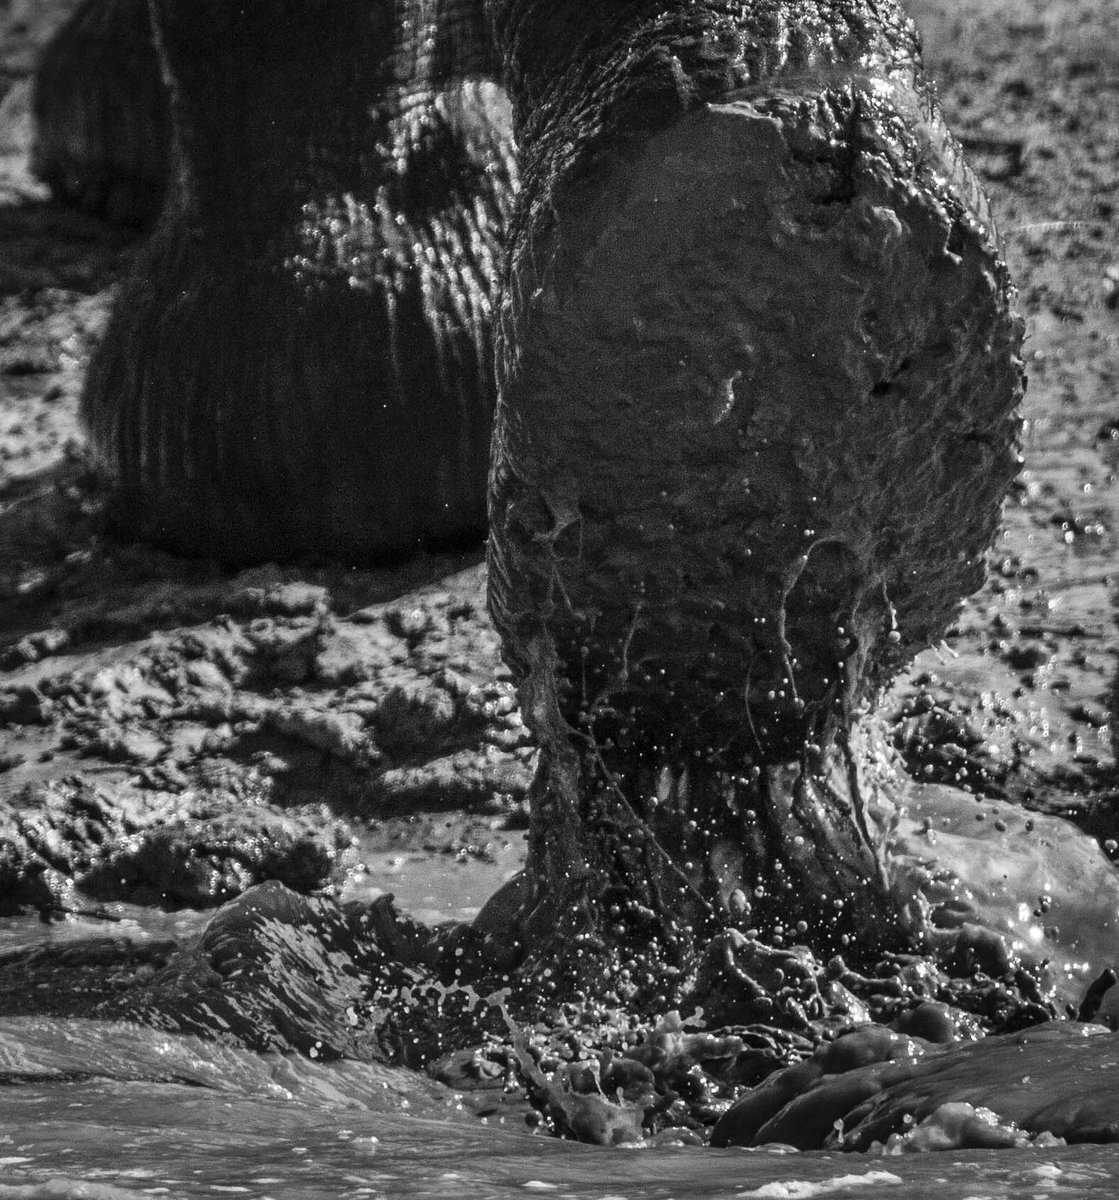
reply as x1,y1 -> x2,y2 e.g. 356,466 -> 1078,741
714,1020 -> 1119,1152
1,560 -> 533,912
0,776 -> 346,912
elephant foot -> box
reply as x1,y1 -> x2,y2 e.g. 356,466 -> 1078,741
86,215 -> 503,562
487,1 -> 1023,986
31,0 -> 169,225
458,728 -> 915,1009
79,0 -> 514,563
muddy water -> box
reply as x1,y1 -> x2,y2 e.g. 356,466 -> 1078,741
2,1022 -> 1119,1199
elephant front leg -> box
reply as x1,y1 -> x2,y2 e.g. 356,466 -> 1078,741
77,0 -> 514,562
483,0 -> 1024,1003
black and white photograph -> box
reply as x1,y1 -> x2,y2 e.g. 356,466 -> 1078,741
0,1 -> 1116,1195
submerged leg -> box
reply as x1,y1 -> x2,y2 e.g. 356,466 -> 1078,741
483,0 -> 1023,1001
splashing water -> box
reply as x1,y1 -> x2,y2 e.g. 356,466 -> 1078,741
4,1017 -> 1119,1199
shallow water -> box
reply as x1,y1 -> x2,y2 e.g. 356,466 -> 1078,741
1,1019 -> 1118,1200
4,1095 -> 1118,1200
7,783 -> 1119,1199
338,830 -> 528,926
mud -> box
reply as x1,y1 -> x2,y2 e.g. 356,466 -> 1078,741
0,0 -> 1117,1160
713,1019 -> 1119,1150
0,547 -> 535,911
1,0 -> 1113,910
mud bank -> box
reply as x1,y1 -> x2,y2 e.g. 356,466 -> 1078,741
0,552 -> 534,912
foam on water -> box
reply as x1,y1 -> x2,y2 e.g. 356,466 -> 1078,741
736,1173 -> 903,1198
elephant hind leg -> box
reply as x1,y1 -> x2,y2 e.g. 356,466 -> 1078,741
31,0 -> 169,225
81,0 -> 514,563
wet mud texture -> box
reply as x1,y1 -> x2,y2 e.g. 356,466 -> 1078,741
713,1020 -> 1119,1150
0,876 -> 1080,1146
0,881 -> 513,1069
0,554 -> 534,912
0,0 -> 1117,1154
487,0 -> 1022,978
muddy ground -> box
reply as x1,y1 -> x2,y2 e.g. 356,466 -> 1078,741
0,0 -> 1115,943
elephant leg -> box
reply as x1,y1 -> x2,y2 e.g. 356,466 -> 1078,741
82,0 -> 515,562
31,0 -> 170,224
483,1 -> 1023,1002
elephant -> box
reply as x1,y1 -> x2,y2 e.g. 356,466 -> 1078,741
31,0 -> 170,225
33,0 -> 1023,1003
483,0 -> 1022,999
36,0 -> 517,561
